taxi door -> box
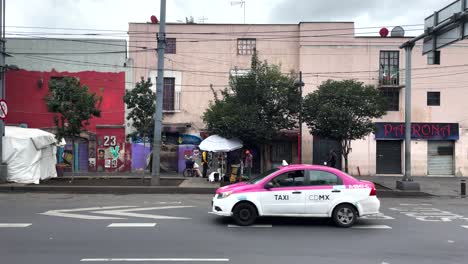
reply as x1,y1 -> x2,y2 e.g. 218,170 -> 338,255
304,170 -> 345,215
259,170 -> 306,215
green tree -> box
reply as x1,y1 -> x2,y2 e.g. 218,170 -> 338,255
302,79 -> 387,173
123,77 -> 155,167
203,51 -> 300,168
45,77 -> 102,172
203,52 -> 300,144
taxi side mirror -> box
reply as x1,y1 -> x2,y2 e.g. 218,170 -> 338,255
264,182 -> 274,190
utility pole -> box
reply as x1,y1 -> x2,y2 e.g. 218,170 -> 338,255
295,71 -> 304,164
396,42 -> 420,191
298,71 -> 303,164
403,44 -> 414,181
0,0 -> 7,182
151,0 -> 167,186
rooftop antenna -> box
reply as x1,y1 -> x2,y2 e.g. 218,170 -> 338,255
198,16 -> 208,23
231,0 -> 245,24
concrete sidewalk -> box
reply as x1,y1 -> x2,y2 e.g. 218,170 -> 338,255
358,175 -> 466,197
0,172 -> 466,197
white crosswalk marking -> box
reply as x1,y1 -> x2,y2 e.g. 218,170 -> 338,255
107,223 -> 157,227
352,225 -> 392,229
0,223 -> 32,228
462,225 -> 468,229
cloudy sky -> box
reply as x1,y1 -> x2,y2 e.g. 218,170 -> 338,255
6,0 -> 457,37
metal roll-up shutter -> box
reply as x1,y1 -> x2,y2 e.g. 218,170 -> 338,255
428,141 -> 454,176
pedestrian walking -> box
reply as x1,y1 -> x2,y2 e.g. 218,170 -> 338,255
244,150 -> 253,179
202,150 -> 208,178
327,149 -> 337,168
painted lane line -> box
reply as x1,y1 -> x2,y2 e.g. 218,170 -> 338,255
360,213 -> 395,220
107,223 -> 157,227
40,206 -> 137,220
0,223 -> 32,228
227,224 -> 272,228
92,206 -> 195,220
81,258 -> 229,262
352,225 -> 392,229
462,225 -> 468,229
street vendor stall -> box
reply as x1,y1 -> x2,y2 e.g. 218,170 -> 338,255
199,135 -> 242,182
2,126 -> 64,184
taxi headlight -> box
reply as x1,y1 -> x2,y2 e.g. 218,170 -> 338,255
218,191 -> 232,199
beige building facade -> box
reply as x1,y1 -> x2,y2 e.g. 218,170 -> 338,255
128,21 -> 468,176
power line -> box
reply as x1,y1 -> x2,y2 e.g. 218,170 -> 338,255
6,23 -> 425,35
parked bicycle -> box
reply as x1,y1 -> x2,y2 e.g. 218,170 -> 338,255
183,158 -> 198,177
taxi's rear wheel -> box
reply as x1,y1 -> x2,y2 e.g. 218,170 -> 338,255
232,203 -> 257,226
332,204 -> 357,228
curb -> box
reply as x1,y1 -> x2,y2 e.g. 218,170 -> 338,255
0,185 -> 434,197
376,189 -> 434,198
0,185 -> 218,194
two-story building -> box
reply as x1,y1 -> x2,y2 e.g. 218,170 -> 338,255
5,38 -> 133,174
128,21 -> 468,176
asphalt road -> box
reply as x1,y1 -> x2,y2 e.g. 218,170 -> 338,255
0,193 -> 467,264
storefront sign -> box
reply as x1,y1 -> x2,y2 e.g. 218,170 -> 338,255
375,122 -> 459,140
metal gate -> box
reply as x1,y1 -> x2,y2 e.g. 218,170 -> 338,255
313,136 -> 342,170
376,140 -> 402,174
428,141 -> 454,176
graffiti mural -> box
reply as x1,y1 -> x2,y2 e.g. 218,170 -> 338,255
96,143 -> 132,172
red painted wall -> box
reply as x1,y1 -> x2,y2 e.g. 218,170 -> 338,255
5,69 -> 125,132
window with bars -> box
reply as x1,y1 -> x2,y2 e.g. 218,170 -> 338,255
381,88 -> 399,111
166,38 -> 176,54
163,78 -> 176,111
427,92 -> 440,106
237,38 -> 256,55
379,51 -> 399,86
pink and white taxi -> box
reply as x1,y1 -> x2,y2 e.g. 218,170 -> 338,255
211,164 -> 380,227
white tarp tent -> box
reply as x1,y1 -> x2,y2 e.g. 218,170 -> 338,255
2,126 -> 63,184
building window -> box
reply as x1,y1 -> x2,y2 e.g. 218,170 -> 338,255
427,92 -> 440,106
166,38 -> 176,54
379,51 -> 399,86
163,78 -> 175,111
381,88 -> 399,111
237,38 -> 256,55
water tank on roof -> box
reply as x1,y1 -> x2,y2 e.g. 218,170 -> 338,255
391,26 -> 405,37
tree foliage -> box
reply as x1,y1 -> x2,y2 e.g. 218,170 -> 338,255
302,79 -> 387,172
123,77 -> 156,143
203,52 -> 300,144
45,77 -> 102,141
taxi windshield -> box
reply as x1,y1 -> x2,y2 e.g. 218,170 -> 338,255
248,168 -> 279,184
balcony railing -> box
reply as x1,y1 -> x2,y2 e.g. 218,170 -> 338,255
378,72 -> 403,88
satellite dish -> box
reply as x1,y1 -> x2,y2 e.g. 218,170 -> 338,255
391,26 -> 405,37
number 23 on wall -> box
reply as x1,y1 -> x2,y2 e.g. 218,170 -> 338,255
103,136 -> 117,146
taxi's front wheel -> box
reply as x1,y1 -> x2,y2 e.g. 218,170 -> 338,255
332,204 -> 357,228
232,203 -> 257,226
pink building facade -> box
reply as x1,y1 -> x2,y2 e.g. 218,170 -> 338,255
128,21 -> 468,177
